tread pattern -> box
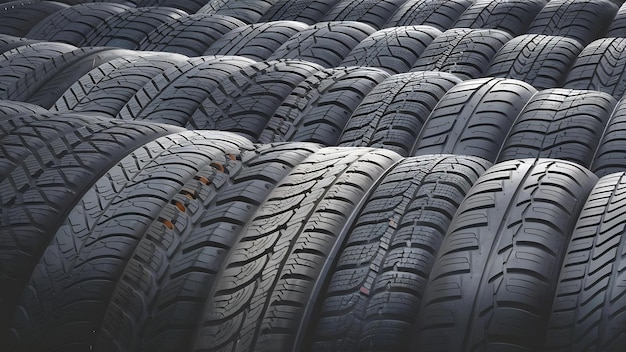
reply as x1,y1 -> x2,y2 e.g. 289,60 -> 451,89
563,37 -> 626,100
259,0 -> 341,25
10,131 -> 252,352
607,2 -> 626,38
545,172 -> 626,352
137,14 -> 246,57
527,0 -> 619,46
260,66 -> 390,145
80,7 -> 188,50
497,88 -> 617,168
187,59 -> 324,141
337,71 -> 461,156
95,142 -> 322,352
310,154 -> 492,352
203,21 -> 309,62
0,100 -> 46,117
136,0 -> 207,14
384,0 -> 473,31
487,34 -> 584,90
25,2 -> 130,46
340,25 -> 441,74
414,159 -> 598,351
411,28 -> 513,80
321,0 -> 407,30
452,0 -> 548,36
268,21 -> 377,68
413,77 -> 537,162
197,0 -> 278,24
0,0 -> 68,36
591,97 -> 626,177
117,56 -> 255,126
191,147 -> 402,352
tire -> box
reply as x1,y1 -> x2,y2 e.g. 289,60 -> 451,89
411,28 -> 513,81
384,0 -> 473,31
337,71 -> 461,156
190,147 -> 402,352
0,42 -> 77,101
27,47 -> 134,109
187,59 -> 324,141
607,2 -> 626,37
545,172 -> 626,352
413,77 -> 537,162
259,66 -> 390,145
268,21 -> 376,68
321,0 -> 407,30
51,53 -> 189,117
591,97 -> 626,177
197,0 -> 277,24
0,34 -> 39,54
259,0 -> 341,25
25,2 -> 130,46
310,154 -> 492,352
9,130 -> 253,352
94,142 -> 322,352
0,0 -> 68,36
414,158 -> 598,351
117,56 -> 255,126
135,0 -> 206,13
563,38 -> 626,100
0,100 -> 46,118
0,114 -> 185,350
497,88 -> 617,168
486,34 -> 584,90
340,25 -> 442,74
452,0 -> 548,36
203,21 -> 309,62
137,14 -> 245,57
527,0 -> 619,46
79,7 -> 188,50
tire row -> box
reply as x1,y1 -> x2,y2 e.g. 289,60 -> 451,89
2,1 -> 626,351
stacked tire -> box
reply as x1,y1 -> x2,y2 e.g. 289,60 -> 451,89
1,0 -> 626,351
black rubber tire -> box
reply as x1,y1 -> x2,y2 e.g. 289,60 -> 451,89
259,0 -> 341,25
0,42 -> 78,102
94,142 -> 322,352
607,2 -> 626,37
0,1 -> 68,37
0,34 -> 39,54
0,100 -> 46,118
79,7 -> 188,50
413,77 -> 537,162
26,47 -> 134,109
591,97 -> 626,177
117,56 -> 256,126
452,0 -> 548,36
190,146 -> 402,352
309,154 -> 492,352
384,0 -> 473,31
413,158 -> 598,351
197,0 -> 277,24
497,88 -> 617,168
25,2 -> 130,46
135,0 -> 206,13
563,38 -> 626,100
487,34 -> 584,90
340,25 -> 442,74
51,53 -> 189,117
337,71 -> 461,156
268,21 -> 377,68
203,21 -> 309,62
187,59 -> 324,141
321,0 -> 407,30
9,131 -> 253,352
260,66 -> 389,145
0,114 -> 185,350
411,28 -> 513,81
527,0 -> 619,46
137,14 -> 246,57
545,172 -> 626,352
